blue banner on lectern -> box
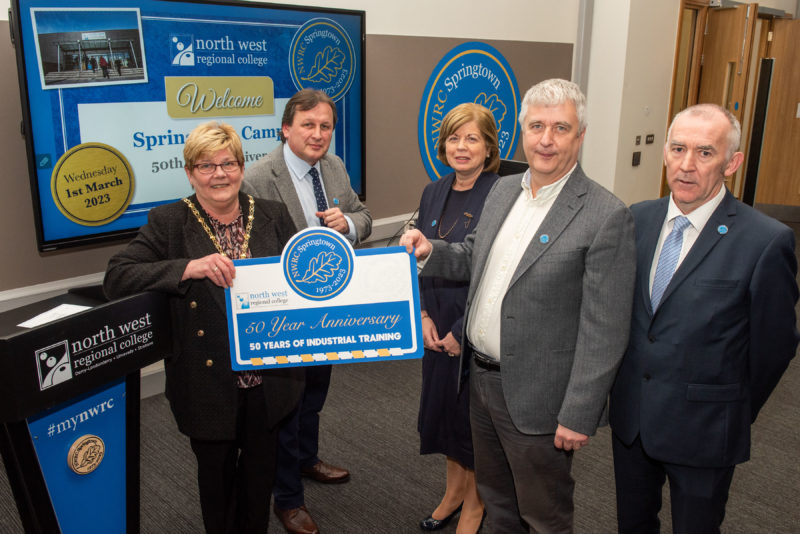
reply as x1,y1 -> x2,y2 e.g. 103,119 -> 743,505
27,379 -> 126,533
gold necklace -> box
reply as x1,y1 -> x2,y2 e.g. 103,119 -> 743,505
183,195 -> 255,258
437,212 -> 473,239
437,217 -> 459,239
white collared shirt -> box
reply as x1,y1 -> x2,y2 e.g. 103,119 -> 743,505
282,143 -> 356,242
466,163 -> 577,360
648,184 -> 727,297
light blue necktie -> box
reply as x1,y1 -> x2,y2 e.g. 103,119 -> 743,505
651,215 -> 691,310
308,167 -> 327,225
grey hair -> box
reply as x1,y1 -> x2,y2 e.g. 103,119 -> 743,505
518,78 -> 587,132
667,104 -> 741,161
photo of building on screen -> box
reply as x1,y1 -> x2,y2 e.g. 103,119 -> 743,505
31,8 -> 148,89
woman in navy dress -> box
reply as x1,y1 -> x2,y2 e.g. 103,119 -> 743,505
416,103 -> 500,533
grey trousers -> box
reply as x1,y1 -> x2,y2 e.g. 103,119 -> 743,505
470,362 -> 575,534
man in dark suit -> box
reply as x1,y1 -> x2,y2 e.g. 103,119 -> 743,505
242,89 -> 371,534
401,79 -> 636,533
610,103 -> 799,533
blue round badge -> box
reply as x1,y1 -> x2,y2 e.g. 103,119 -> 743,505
282,227 -> 355,300
289,18 -> 356,101
418,42 -> 520,181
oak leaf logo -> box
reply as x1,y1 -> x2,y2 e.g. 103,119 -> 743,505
79,444 -> 102,468
300,251 -> 342,283
474,93 -> 507,130
303,46 -> 345,83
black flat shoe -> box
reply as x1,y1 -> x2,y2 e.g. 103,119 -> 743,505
419,503 -> 462,531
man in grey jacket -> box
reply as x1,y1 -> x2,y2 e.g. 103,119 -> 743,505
243,89 -> 371,534
401,79 -> 636,533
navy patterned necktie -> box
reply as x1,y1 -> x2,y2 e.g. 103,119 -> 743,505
308,166 -> 327,225
651,215 -> 691,310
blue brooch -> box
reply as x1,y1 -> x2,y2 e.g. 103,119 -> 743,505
540,234 -> 549,244
432,219 -> 437,226
717,225 -> 728,235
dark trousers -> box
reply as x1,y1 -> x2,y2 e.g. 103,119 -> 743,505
612,432 -> 735,534
273,364 -> 332,510
470,363 -> 575,534
190,386 -> 278,534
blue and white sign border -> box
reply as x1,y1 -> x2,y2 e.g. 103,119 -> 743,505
226,228 -> 423,370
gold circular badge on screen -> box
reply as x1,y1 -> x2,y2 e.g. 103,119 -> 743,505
67,434 -> 105,475
51,143 -> 134,226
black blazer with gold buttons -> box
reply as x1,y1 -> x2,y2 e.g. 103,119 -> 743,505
104,192 -> 304,441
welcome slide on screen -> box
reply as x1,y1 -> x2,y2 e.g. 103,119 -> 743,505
12,0 -> 363,248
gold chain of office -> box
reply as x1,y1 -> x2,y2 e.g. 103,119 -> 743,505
182,195 -> 255,259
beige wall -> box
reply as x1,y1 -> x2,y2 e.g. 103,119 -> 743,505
237,0 -> 580,42
582,0 -> 680,205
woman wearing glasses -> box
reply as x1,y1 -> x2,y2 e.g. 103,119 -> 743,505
104,121 -> 303,534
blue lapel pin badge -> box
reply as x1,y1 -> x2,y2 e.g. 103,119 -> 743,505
717,225 -> 728,235
432,219 -> 437,227
540,234 -> 549,244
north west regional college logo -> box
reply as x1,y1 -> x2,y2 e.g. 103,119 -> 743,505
171,34 -> 195,66
283,227 -> 354,301
235,294 -> 251,310
418,42 -> 520,181
289,18 -> 355,101
35,341 -> 73,391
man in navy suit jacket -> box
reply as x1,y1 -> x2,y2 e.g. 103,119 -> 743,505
610,103 -> 799,533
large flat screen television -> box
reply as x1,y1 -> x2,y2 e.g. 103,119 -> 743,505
9,0 -> 365,251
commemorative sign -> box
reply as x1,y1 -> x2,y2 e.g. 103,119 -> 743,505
418,41 -> 521,181
226,227 -> 423,369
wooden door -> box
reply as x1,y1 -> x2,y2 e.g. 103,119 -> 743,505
754,18 -> 800,206
697,4 -> 758,195
662,2 -> 757,197
697,4 -> 758,120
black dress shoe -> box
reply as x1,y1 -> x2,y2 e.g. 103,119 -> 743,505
419,503 -> 462,531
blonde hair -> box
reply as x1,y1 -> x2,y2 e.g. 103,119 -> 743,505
183,121 -> 243,169
436,103 -> 501,173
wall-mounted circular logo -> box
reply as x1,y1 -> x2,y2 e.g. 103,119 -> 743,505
418,42 -> 520,181
67,434 -> 105,475
289,18 -> 356,101
51,142 -> 134,226
283,227 -> 354,300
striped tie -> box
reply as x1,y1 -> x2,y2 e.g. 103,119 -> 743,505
651,215 -> 690,310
